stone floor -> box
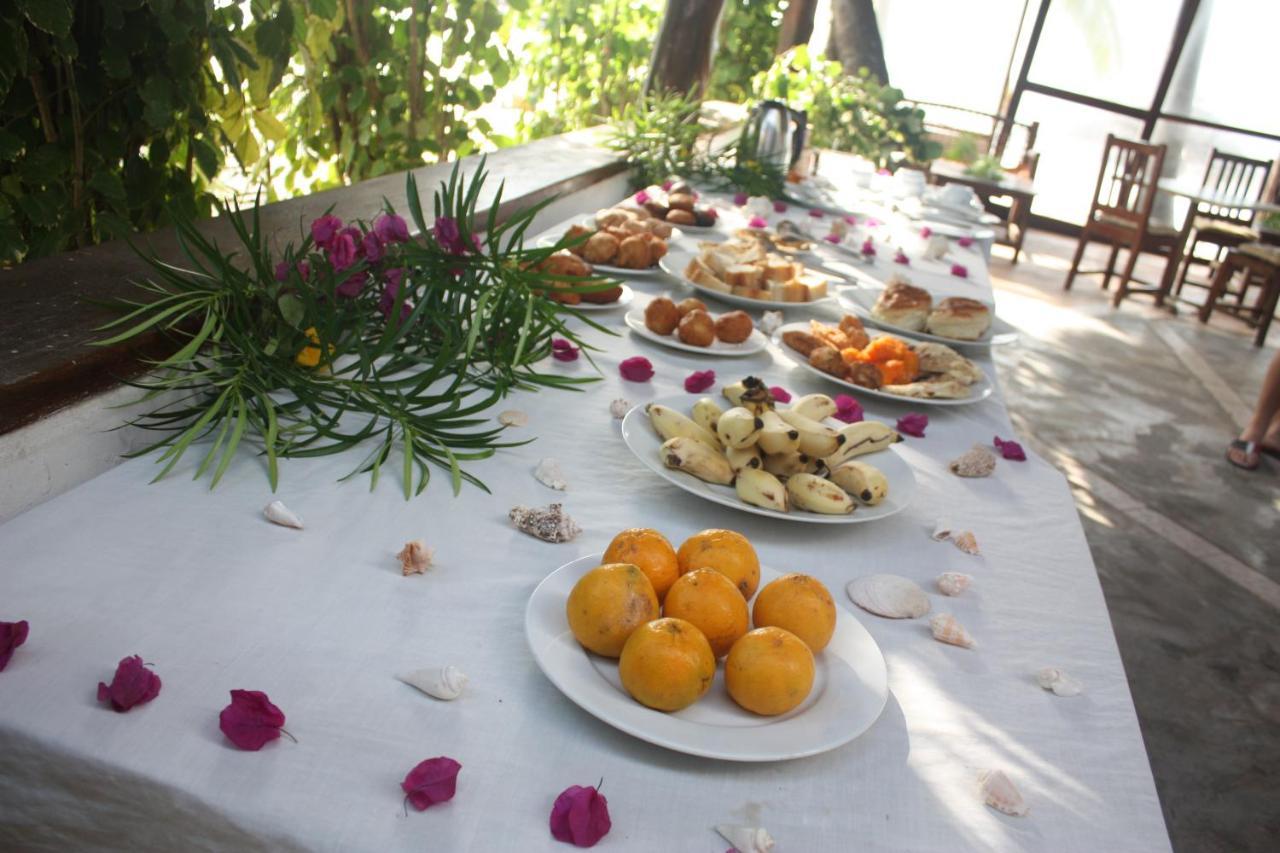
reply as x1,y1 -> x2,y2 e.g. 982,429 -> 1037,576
986,233 -> 1280,853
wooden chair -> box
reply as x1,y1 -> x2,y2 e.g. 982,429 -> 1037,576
1173,149 -> 1273,296
1197,243 -> 1280,347
1063,135 -> 1181,307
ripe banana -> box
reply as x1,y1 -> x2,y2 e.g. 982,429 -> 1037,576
735,468 -> 789,512
757,410 -> 801,455
761,450 -> 820,478
823,421 -> 901,466
716,406 -> 763,450
725,445 -> 763,474
690,397 -> 725,436
786,472 -> 855,514
828,460 -> 889,506
789,394 -> 837,421
647,403 -> 722,450
776,408 -> 845,458
660,437 -> 734,485
722,376 -> 773,414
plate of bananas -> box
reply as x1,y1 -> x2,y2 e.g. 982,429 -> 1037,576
620,379 -> 916,524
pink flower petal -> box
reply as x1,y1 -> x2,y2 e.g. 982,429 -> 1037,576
843,214 -> 857,225
684,370 -> 716,393
661,180 -> 674,192
866,217 -> 882,227
860,238 -> 877,257
920,226 -> 932,238
958,236 -> 974,248
551,338 -> 580,362
807,209 -> 824,218
893,250 -> 910,266
402,757 -> 461,811
833,394 -> 864,423
634,190 -> 650,205
748,216 -> 768,229
994,436 -> 1027,461
219,690 -> 287,751
619,356 -> 654,382
896,413 -> 928,437
823,233 -> 841,244
550,784 -> 611,847
877,168 -> 891,176
97,655 -> 161,712
772,200 -> 787,213
769,386 -> 792,403
950,263 -> 968,278
733,192 -> 748,206
0,620 -> 29,672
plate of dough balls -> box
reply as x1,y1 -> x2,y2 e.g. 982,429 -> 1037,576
533,250 -> 635,310
632,179 -> 720,229
625,296 -> 767,356
539,208 -> 678,276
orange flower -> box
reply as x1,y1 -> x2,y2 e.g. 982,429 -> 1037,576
294,327 -> 332,368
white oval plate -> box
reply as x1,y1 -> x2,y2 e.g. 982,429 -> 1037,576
621,396 -> 916,524
526,554 -> 889,761
772,323 -> 995,406
840,287 -> 1018,347
565,283 -> 634,312
536,234 -> 667,277
658,245 -> 837,310
623,308 -> 767,357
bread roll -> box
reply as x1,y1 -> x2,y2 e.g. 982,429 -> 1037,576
926,297 -> 991,341
871,280 -> 931,330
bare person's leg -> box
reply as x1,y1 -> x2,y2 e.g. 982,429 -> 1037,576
1229,348 -> 1280,467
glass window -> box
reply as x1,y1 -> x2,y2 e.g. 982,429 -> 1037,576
1149,120 -> 1279,226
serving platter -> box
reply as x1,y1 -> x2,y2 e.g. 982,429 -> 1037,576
525,554 -> 889,761
839,287 -> 1018,347
536,232 -> 672,278
620,396 -> 916,524
658,244 -> 838,310
623,308 -> 767,356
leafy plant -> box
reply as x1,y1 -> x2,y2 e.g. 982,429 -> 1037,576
606,89 -> 705,189
964,154 -> 1005,181
942,135 -> 981,165
706,0 -> 786,104
98,159 -> 609,498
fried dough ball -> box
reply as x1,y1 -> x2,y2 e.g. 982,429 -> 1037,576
839,314 -> 870,350
617,218 -> 648,236
644,200 -> 671,219
540,251 -> 591,278
666,209 -> 696,226
808,345 -> 849,379
650,220 -> 674,239
715,310 -> 754,344
668,192 -> 696,212
645,296 -> 681,335
563,224 -> 595,257
677,309 -> 716,347
676,297 -> 708,317
583,231 -> 620,264
646,237 -> 668,267
616,234 -> 652,269
595,209 -> 632,229
782,330 -> 824,357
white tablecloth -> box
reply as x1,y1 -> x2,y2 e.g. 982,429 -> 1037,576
0,197 -> 1170,852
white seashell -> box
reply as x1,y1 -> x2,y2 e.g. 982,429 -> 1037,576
949,445 -> 997,478
745,196 -> 774,218
758,310 -> 784,336
263,500 -> 303,529
846,574 -> 931,619
498,409 -> 528,427
715,825 -> 775,853
930,613 -> 976,648
534,457 -> 567,491
931,520 -> 980,555
923,234 -> 950,260
509,503 -> 581,543
397,540 -> 434,576
978,769 -> 1029,816
397,665 -> 469,701
1036,667 -> 1083,697
936,572 -> 972,596
609,398 -> 631,419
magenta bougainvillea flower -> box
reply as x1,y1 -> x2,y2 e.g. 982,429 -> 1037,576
0,620 -> 29,671
994,436 -> 1027,461
374,213 -> 410,244
843,214 -> 857,225
768,386 -> 792,403
97,655 -> 161,712
274,261 -> 291,282
866,217 -> 882,227
733,192 -> 748,206
807,209 -> 824,218
552,338 -> 580,362
378,275 -> 412,323
772,200 -> 787,213
336,271 -> 366,299
328,232 -> 358,270
361,231 -> 385,263
896,413 -> 928,437
619,356 -> 654,382
823,232 -> 841,244
748,216 -> 768,229
684,370 -> 716,393
957,236 -> 974,248
549,784 -> 611,847
402,757 -> 461,812
860,238 -> 877,258
219,690 -> 289,751
920,226 -> 932,238
633,190 -> 651,206
893,249 -> 910,266
310,214 -> 342,248
660,179 -> 673,191
833,395 -> 863,423
950,263 -> 968,278
433,217 -> 469,256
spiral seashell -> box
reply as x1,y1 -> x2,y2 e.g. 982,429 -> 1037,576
978,769 -> 1029,816
715,825 -> 775,853
949,445 -> 996,478
1036,667 -> 1083,697
936,572 -> 972,596
397,665 -> 469,701
263,500 -> 303,529
609,398 -> 631,419
930,613 -> 976,648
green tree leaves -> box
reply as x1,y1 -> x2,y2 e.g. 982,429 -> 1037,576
15,0 -> 72,38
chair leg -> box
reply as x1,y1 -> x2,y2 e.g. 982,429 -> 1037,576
1255,271 -> 1280,348
1063,233 -> 1089,291
1198,258 -> 1234,324
1155,246 -> 1180,308
1173,236 -> 1198,298
1101,243 -> 1120,291
1111,243 -> 1142,308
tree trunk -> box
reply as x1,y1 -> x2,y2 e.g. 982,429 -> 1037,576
646,0 -> 727,98
776,0 -> 819,54
825,0 -> 890,85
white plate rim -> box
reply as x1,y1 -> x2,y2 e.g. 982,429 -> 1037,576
622,308 -> 768,356
657,246 -> 838,310
839,288 -> 1018,347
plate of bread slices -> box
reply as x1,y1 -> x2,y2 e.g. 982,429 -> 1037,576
840,276 -> 1017,347
660,240 -> 837,308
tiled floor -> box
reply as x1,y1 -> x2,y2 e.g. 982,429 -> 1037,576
987,233 -> 1280,852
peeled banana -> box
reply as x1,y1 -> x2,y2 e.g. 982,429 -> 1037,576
776,408 -> 845,458
725,445 -> 764,474
717,407 -> 763,449
761,450 -> 821,478
828,460 -> 889,506
789,394 -> 837,422
785,473 -> 855,514
660,437 -> 734,485
722,377 -> 773,414
823,421 -> 901,466
735,468 -> 789,512
757,410 -> 801,455
690,397 -> 725,436
648,403 -> 722,450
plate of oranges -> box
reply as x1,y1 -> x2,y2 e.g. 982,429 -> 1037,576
524,527 -> 888,761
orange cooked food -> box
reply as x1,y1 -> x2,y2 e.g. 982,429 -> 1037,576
844,336 -> 919,384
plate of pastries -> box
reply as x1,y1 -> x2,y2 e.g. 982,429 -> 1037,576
733,220 -> 814,255
633,178 -> 720,228
625,296 -> 767,356
773,314 -> 993,405
533,251 -> 634,309
841,276 -> 1017,346
540,206 -> 678,275
661,239 -> 836,308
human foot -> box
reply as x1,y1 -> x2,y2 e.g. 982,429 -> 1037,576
1227,439 -> 1261,470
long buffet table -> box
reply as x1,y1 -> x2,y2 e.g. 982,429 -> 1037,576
0,167 -> 1170,851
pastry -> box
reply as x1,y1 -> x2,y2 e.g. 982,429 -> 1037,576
644,297 -> 681,335
580,284 -> 623,304
677,297 -> 708,316
583,231 -> 620,264
883,379 -> 970,399
871,279 -> 931,330
685,257 -> 731,292
563,224 -> 594,256
645,235 -> 668,267
927,297 -> 991,340
782,330 -> 824,357
725,264 -> 763,289
714,311 -> 754,344
650,220 -> 673,239
667,192 -> 695,212
913,341 -> 982,384
615,234 -> 650,269
808,346 -> 849,379
666,209 -> 696,225
539,251 -> 591,278
595,209 -> 632,229
845,362 -> 882,389
838,315 -> 870,349
677,309 -> 716,347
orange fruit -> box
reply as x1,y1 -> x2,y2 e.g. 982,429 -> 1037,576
676,529 -> 760,599
565,563 -> 660,658
618,618 -> 716,711
752,573 -> 837,652
724,627 -> 815,716
662,569 -> 750,658
603,528 -> 680,602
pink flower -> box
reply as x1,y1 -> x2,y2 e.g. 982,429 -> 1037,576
97,655 -> 161,712
877,168 -> 891,176
297,260 -> 310,280
661,180 -> 674,192
769,386 -> 791,403
433,217 -> 468,255
328,232 -> 358,270
550,784 -> 611,847
957,236 -> 974,248
833,394 -> 863,423
634,190 -> 650,205
619,356 -> 653,382
552,338 -> 580,362
748,216 -> 768,229
950,263 -> 968,278
843,214 -> 857,225
374,213 -> 410,244
823,232 -> 841,244
772,200 -> 787,213
310,214 -> 342,248
402,757 -> 461,812
336,271 -> 366,299
866,217 -> 881,228
893,250 -> 910,266
733,192 -> 748,206
920,226 -> 932,238
896,413 -> 928,437
274,261 -> 291,282
0,620 -> 29,671
219,690 -> 289,751
378,274 -> 412,323
684,370 -> 715,393
994,436 -> 1027,461
808,209 -> 824,218
860,238 -> 877,258
361,231 -> 385,263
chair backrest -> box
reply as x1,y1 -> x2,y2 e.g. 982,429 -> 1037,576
1088,134 -> 1166,230
1197,148 -> 1273,225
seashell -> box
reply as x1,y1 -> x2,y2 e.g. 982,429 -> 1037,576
930,613 -> 976,648
715,825 -> 775,853
1036,667 -> 1083,697
397,665 -> 469,701
949,445 -> 997,478
509,503 -> 581,543
846,574 -> 931,619
978,769 -> 1029,816
534,457 -> 567,491
931,520 -> 980,555
498,409 -> 528,427
923,234 -> 950,261
263,500 -> 303,529
758,310 -> 784,336
609,398 -> 631,419
397,540 -> 434,576
936,572 -> 972,596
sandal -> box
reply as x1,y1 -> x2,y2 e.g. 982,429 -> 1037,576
1227,439 -> 1261,471
1259,443 -> 1280,460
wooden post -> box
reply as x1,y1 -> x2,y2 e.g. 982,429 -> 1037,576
825,0 -> 890,85
646,0 -> 727,97
776,0 -> 819,54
